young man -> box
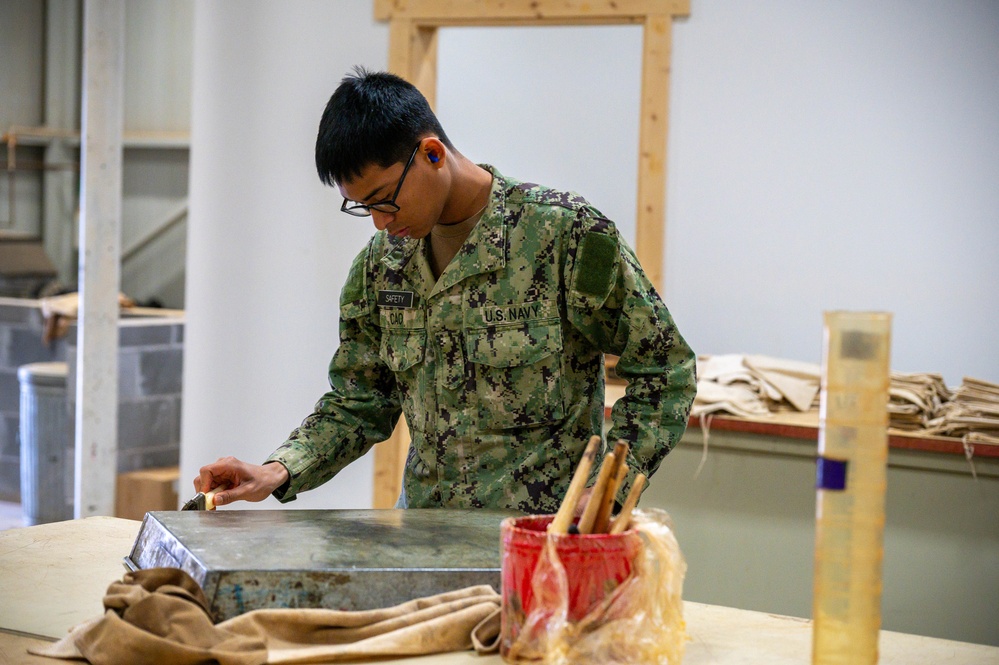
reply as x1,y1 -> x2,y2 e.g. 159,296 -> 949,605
195,68 -> 696,513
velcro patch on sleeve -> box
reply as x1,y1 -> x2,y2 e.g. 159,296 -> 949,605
339,249 -> 370,319
573,231 -> 618,304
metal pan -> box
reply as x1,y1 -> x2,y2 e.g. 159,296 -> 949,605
125,508 -> 516,621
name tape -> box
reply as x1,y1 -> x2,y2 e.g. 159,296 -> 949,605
377,290 -> 415,309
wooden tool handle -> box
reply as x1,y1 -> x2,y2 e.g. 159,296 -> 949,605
593,462 -> 628,535
577,452 -> 616,534
592,441 -> 630,533
203,484 -> 229,511
549,435 -> 602,534
609,473 -> 647,534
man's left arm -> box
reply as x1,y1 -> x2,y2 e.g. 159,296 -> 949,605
564,213 -> 697,499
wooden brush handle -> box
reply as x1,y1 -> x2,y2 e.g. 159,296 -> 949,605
203,483 -> 230,511
592,441 -> 630,533
549,435 -> 602,534
577,452 -> 616,534
609,473 -> 647,534
593,462 -> 628,534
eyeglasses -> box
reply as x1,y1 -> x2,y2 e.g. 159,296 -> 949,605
340,143 -> 421,217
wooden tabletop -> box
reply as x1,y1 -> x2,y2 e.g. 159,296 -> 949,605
2,517 -> 996,664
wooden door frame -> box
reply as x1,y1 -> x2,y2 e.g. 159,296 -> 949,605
371,0 -> 689,508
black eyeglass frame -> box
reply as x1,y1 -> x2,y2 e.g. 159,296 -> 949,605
340,143 -> 421,217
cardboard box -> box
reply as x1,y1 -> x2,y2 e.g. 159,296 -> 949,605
115,467 -> 179,520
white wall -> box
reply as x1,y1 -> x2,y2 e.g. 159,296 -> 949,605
434,1 -> 999,386
183,1 -> 998,508
664,1 -> 999,385
436,24 -> 643,244
182,1 -> 388,509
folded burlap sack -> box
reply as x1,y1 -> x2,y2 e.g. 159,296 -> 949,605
31,568 -> 501,664
40,292 -> 135,344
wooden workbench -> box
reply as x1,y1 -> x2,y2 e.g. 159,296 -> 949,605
1,517 -> 996,664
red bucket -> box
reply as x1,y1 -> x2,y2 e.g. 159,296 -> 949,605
500,514 -> 642,659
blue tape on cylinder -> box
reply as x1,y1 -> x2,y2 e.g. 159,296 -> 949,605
816,457 -> 848,491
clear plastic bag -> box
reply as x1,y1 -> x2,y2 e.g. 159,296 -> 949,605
500,508 -> 687,664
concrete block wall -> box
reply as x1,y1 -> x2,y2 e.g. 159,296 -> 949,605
0,297 -> 184,501
66,317 -> 185,475
0,299 -> 68,501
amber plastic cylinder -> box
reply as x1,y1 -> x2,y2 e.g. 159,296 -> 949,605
812,312 -> 892,665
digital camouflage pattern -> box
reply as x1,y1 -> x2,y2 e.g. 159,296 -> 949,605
266,166 -> 696,513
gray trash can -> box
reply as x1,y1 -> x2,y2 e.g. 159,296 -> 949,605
18,361 -> 72,525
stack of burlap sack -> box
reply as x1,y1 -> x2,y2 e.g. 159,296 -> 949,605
925,377 -> 999,445
887,371 -> 953,431
693,356 -> 999,446
691,354 -> 820,419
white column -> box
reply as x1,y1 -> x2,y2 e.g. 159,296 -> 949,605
75,0 -> 124,518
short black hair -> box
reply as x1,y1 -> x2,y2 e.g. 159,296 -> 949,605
315,67 -> 453,187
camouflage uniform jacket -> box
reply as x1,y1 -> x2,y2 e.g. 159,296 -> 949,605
266,166 -> 696,513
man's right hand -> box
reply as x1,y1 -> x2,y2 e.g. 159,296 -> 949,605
192,457 -> 290,507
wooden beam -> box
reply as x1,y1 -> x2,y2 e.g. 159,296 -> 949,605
635,11 -> 672,291
372,18 -> 412,509
75,0 -> 124,518
372,416 -> 411,509
387,18 -> 413,80
373,19 -> 440,508
387,20 -> 439,104
376,0 -> 690,22
411,26 -> 439,106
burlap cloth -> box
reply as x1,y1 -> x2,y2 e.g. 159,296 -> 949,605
30,568 -> 501,664
39,292 -> 135,344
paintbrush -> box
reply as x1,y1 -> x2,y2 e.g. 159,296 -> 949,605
577,452 -> 617,534
592,440 -> 630,533
608,473 -> 647,534
181,483 -> 229,511
549,435 -> 602,534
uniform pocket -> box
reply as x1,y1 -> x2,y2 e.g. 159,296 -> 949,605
465,319 -> 565,429
379,308 -> 426,372
380,329 -> 426,371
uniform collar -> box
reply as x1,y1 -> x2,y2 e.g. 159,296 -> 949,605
381,165 -> 508,299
